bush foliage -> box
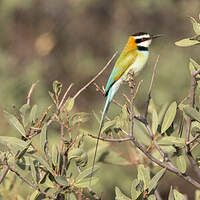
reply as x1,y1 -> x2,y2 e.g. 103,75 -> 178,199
0,12 -> 200,200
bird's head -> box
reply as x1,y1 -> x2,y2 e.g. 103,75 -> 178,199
132,32 -> 162,49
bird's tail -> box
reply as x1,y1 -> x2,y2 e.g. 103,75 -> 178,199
90,91 -> 112,185
90,80 -> 121,185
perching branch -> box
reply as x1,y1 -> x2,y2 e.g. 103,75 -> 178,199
73,51 -> 118,100
90,58 -> 200,190
26,81 -> 39,105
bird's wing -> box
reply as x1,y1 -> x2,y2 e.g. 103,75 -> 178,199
104,50 -> 138,96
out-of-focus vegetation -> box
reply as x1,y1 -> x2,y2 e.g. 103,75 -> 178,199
1,0 -> 200,199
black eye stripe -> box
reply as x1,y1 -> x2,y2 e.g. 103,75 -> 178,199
135,38 -> 150,43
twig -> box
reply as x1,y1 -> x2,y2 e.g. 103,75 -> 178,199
94,82 -> 123,108
60,123 -> 66,176
145,56 -> 160,118
73,51 -> 118,100
8,165 -> 56,199
89,134 -> 132,142
186,134 -> 200,145
57,83 -> 74,112
0,166 -> 9,184
134,115 -> 178,171
185,68 -> 200,178
128,71 -> 135,138
191,142 -> 200,151
89,132 -> 200,189
26,81 -> 39,105
76,166 -> 100,200
155,189 -> 163,200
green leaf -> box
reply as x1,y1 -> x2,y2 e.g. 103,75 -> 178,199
195,190 -> 200,200
131,179 -> 143,200
75,166 -> 99,187
71,112 -> 90,126
190,17 -> 200,35
52,144 -> 59,168
115,187 -> 131,200
30,190 -> 39,200
190,58 -> 200,70
173,189 -> 185,200
161,102 -> 177,133
32,155 -> 53,174
183,105 -> 200,122
53,80 -> 62,96
176,155 -> 187,173
68,148 -> 88,167
40,123 -> 48,155
101,120 -> 116,133
65,193 -> 77,200
0,136 -> 29,149
99,151 -> 129,165
75,166 -> 99,182
175,38 -> 200,47
29,104 -> 38,124
30,158 -> 38,184
15,141 -> 32,160
168,186 -> 175,200
3,111 -> 26,137
74,177 -> 99,188
147,195 -> 156,200
55,175 -> 69,186
158,136 -> 185,147
65,97 -> 75,112
137,164 -> 150,190
149,99 -> 158,135
20,104 -> 30,117
49,91 -> 56,103
148,168 -> 166,193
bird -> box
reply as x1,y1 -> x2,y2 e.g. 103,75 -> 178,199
90,32 -> 162,183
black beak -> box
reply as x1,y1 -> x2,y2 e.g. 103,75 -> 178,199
151,34 -> 164,39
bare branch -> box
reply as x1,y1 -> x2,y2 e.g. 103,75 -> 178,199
26,81 -> 39,105
145,56 -> 160,118
186,134 -> 200,145
89,131 -> 200,189
0,166 -> 9,184
73,51 -> 118,100
57,83 -> 74,112
89,134 -> 132,142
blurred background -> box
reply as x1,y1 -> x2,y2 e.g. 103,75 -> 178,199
0,0 -> 200,199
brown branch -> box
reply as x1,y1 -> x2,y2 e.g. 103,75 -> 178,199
186,134 -> 200,145
128,71 -> 135,138
185,68 -> 200,179
89,134 -> 132,142
57,83 -> 74,113
60,123 -> 66,176
145,56 -> 160,118
26,81 -> 39,105
8,165 -> 56,199
89,132 -> 200,189
0,166 -> 9,184
73,51 -> 118,100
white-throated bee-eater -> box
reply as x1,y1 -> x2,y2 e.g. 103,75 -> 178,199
91,32 -> 162,183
